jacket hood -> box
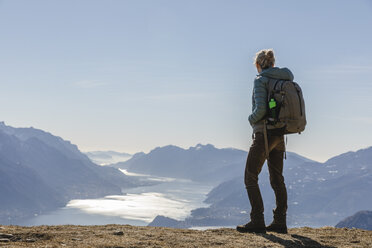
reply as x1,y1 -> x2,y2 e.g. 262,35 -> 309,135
259,67 -> 294,81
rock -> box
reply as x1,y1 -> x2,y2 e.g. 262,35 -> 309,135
25,238 -> 36,242
71,238 -> 82,241
0,238 -> 10,243
113,231 -> 124,236
0,233 -> 13,239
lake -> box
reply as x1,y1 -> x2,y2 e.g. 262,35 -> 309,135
20,169 -> 215,226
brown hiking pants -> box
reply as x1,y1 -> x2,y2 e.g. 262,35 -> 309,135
244,132 -> 287,220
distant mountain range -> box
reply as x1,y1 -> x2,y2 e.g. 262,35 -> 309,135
111,144 -> 247,184
84,151 -> 132,165
335,210 -> 372,230
0,122 -> 148,224
145,145 -> 372,228
2,121 -> 370,228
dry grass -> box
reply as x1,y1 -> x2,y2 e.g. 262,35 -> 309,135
0,225 -> 371,248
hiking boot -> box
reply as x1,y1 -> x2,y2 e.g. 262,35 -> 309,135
236,217 -> 266,234
266,211 -> 287,234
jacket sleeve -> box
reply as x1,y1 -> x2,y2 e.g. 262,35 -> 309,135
248,77 -> 267,125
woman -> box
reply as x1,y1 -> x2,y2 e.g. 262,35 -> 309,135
236,49 -> 292,234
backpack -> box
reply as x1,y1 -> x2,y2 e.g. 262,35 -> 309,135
265,78 -> 307,135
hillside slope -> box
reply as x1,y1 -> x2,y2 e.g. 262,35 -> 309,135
113,143 -> 311,184
160,146 -> 372,228
336,210 -> 372,230
113,144 -> 247,183
0,122 -> 147,224
0,225 -> 371,248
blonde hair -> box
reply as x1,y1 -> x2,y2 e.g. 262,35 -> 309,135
254,49 -> 275,69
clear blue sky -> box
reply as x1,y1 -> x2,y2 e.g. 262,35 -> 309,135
1,0 -> 372,162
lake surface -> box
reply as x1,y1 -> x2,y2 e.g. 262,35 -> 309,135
20,170 -> 214,226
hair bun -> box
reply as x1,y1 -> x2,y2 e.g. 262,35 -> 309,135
266,50 -> 274,58
254,49 -> 275,69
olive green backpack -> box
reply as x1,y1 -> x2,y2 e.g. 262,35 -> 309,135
262,78 -> 307,157
265,78 -> 306,134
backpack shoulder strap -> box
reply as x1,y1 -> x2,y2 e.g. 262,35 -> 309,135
266,77 -> 280,101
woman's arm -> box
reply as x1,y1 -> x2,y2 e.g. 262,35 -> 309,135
248,77 -> 268,125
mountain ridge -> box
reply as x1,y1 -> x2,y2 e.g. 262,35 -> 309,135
113,143 -> 313,184
148,145 -> 372,228
0,122 -> 148,224
336,210 -> 372,230
2,121 -> 370,230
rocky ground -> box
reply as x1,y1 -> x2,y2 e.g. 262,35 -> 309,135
0,225 -> 371,248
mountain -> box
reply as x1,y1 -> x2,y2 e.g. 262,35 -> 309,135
0,151 -> 63,223
149,147 -> 372,228
111,144 -> 247,183
0,122 -> 145,224
335,210 -> 372,230
148,215 -> 183,228
84,151 -> 132,165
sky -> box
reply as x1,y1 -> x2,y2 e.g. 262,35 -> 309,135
0,0 -> 372,162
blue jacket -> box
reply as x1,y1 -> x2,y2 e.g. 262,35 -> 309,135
248,67 -> 294,133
